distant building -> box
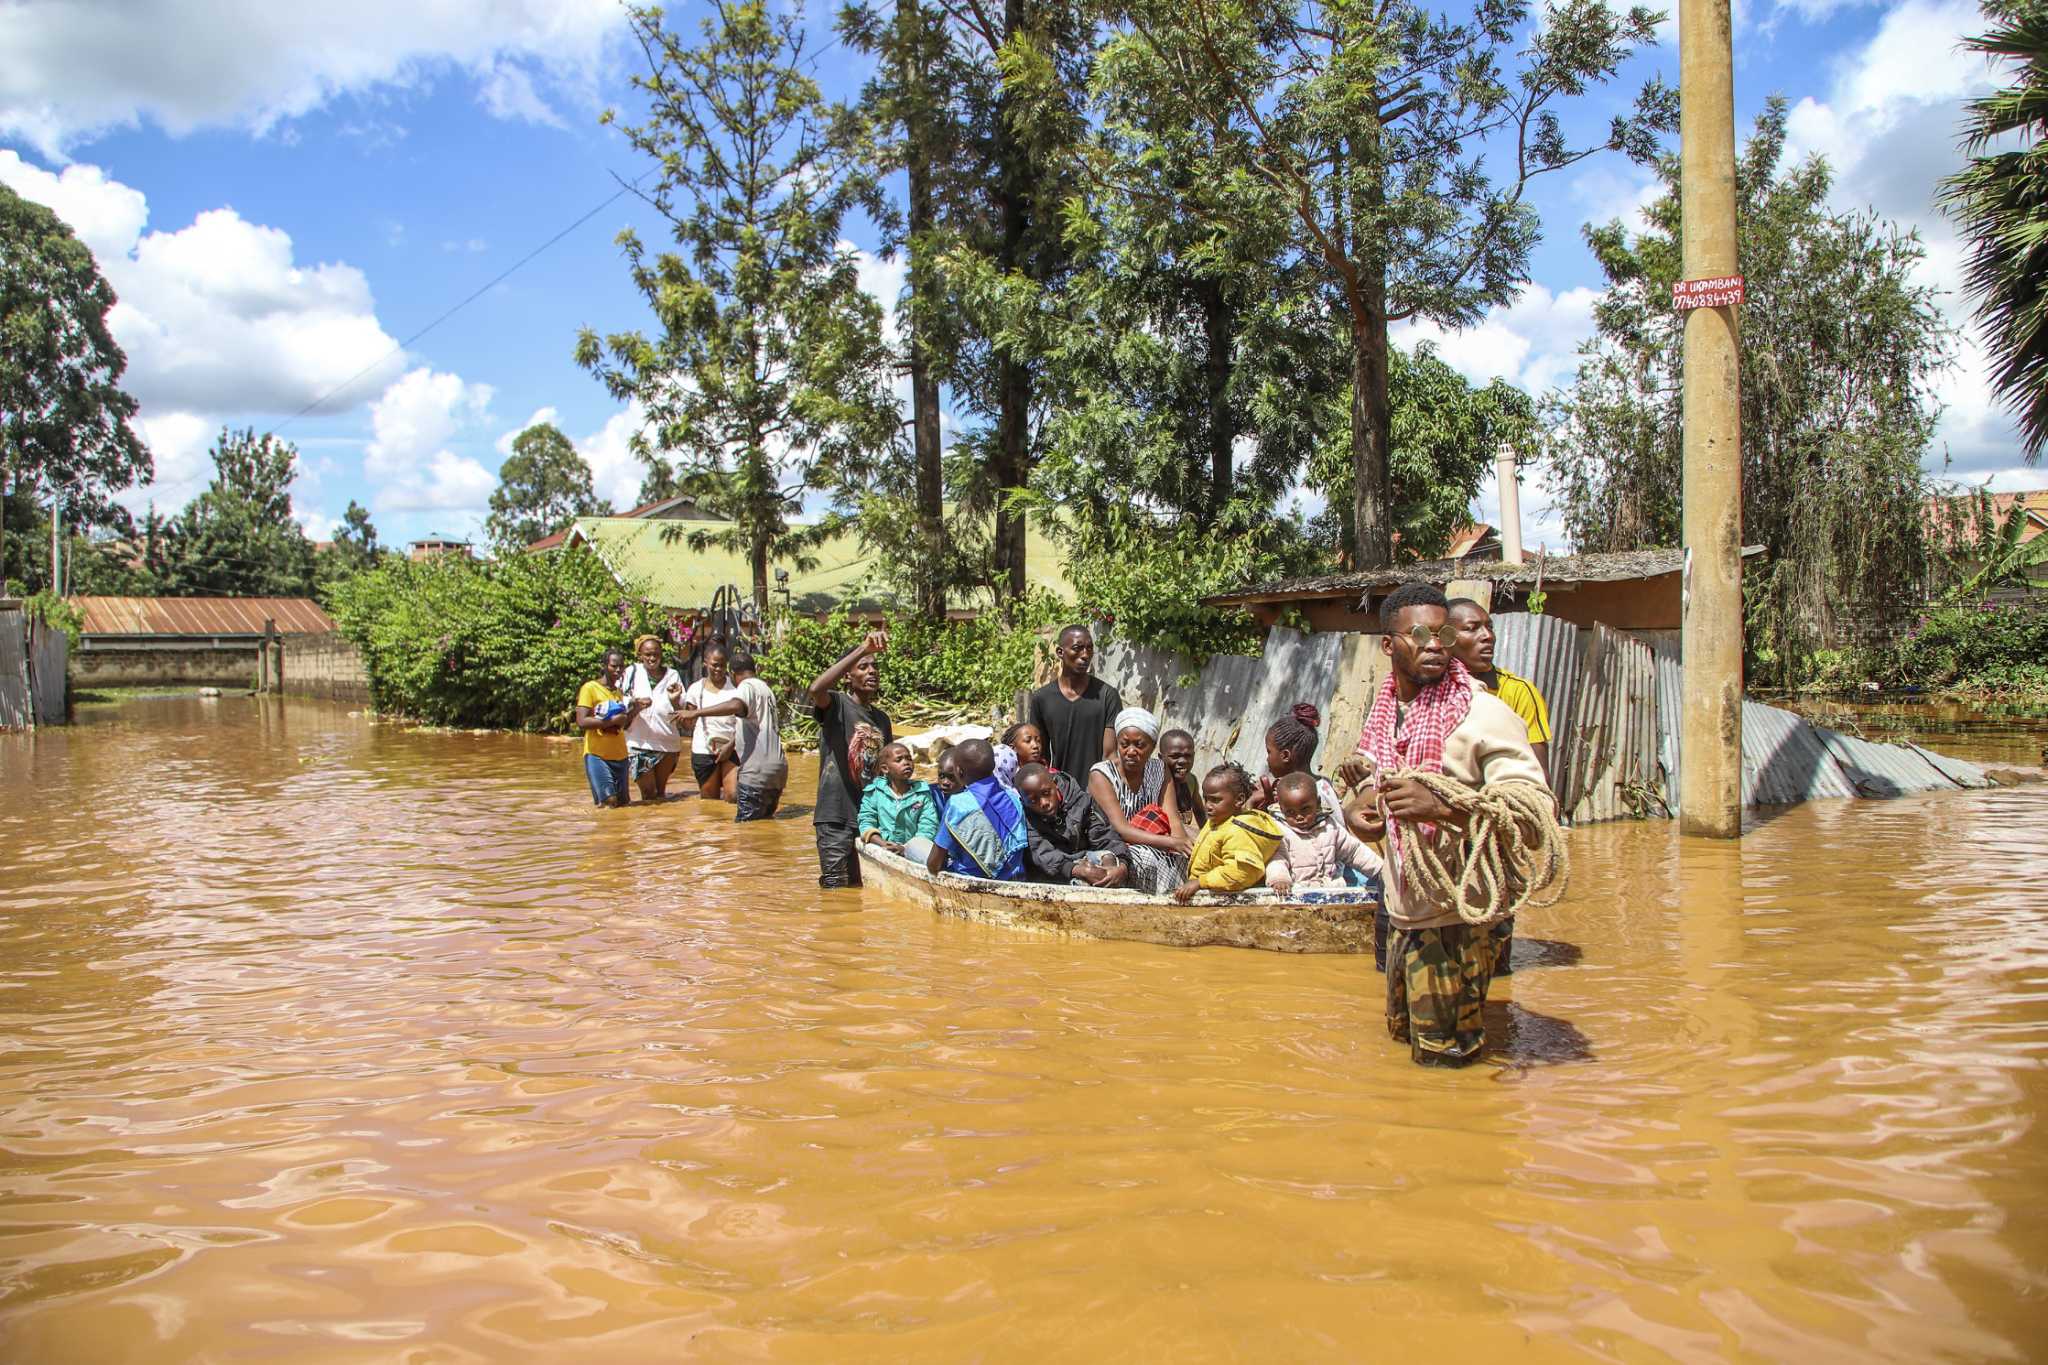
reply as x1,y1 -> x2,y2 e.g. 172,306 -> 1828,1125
531,508 -> 1075,620
524,495 -> 724,552
66,596 -> 337,688
408,534 -> 472,562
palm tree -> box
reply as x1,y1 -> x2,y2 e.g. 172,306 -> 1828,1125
1942,2 -> 2048,461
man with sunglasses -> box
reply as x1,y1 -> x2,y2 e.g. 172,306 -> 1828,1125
1338,582 -> 1553,1069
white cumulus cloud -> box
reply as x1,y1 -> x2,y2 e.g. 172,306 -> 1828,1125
0,0 -> 625,156
365,367 -> 497,514
0,148 -> 409,516
1394,284 -> 1601,397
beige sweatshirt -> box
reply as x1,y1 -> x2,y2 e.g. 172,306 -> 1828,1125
1376,688 -> 1551,932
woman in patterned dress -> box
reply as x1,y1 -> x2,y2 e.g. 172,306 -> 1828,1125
1086,707 -> 1194,895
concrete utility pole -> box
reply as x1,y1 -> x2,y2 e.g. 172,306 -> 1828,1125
1678,0 -> 1744,838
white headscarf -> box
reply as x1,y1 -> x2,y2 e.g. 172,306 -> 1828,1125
1113,706 -> 1160,741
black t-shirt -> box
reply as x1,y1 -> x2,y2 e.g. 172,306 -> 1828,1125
813,691 -> 892,826
1028,676 -> 1124,781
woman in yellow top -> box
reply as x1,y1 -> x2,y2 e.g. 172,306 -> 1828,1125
575,648 -> 645,807
1172,762 -> 1285,902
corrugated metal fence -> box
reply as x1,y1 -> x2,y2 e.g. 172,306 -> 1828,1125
0,605 -> 69,730
0,608 -> 28,730
1099,614 -> 1994,825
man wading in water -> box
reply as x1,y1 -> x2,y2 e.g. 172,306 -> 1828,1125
1444,596 -> 1555,976
808,630 -> 893,888
1341,582 -> 1554,1068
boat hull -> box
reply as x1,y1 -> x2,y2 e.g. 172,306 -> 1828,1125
857,845 -> 1379,953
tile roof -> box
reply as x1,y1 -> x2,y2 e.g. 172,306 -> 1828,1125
68,596 -> 337,637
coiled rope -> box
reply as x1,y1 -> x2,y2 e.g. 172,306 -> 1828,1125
1355,771 -> 1569,926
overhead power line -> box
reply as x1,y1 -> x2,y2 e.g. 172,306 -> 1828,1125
267,169 -> 654,440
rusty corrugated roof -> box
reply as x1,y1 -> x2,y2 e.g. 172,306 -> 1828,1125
68,596 -> 336,637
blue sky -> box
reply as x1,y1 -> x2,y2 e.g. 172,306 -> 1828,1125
1,0 -> 2035,555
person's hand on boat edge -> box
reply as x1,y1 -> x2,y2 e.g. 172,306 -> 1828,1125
1171,879 -> 1200,904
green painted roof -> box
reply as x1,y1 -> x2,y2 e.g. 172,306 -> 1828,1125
566,514 -> 1074,613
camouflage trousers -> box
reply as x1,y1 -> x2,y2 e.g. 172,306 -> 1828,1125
1385,922 -> 1496,1067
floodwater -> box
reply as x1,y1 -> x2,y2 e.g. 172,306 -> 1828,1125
2,697 -> 2046,1362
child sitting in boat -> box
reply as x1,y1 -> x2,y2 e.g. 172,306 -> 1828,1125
925,738 -> 1030,882
1263,771 -> 1382,896
859,742 -> 938,856
1002,721 -> 1053,772
1016,762 -> 1129,887
1172,762 -> 1285,903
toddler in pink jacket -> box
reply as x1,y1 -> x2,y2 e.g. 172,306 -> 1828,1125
1264,771 -> 1382,894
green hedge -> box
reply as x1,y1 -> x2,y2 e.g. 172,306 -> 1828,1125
1890,598 -> 2048,697
330,548 -> 674,729
331,549 -> 1073,736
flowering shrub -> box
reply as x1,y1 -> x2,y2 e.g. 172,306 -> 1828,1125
330,548 -> 672,729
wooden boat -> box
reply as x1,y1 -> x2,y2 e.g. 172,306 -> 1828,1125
856,844 -> 1380,953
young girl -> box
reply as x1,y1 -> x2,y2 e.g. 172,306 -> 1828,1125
1251,703 -> 1384,846
1263,771 -> 1382,896
1002,721 -> 1053,772
1172,762 -> 1284,902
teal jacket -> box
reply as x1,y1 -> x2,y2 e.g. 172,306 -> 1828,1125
858,777 -> 939,844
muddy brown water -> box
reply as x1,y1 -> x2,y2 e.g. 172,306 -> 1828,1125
3,696 -> 2046,1361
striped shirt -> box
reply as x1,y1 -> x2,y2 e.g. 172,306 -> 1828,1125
1483,667 -> 1552,744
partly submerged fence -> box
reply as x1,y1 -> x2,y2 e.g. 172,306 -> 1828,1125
0,603 -> 68,731
1096,615 -> 1992,825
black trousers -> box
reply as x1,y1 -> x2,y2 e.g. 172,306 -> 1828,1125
815,819 -> 862,888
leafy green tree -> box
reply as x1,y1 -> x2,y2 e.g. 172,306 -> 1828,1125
839,0 -> 989,617
484,423 -> 611,551
1313,343 -> 1535,561
0,181 -> 149,587
315,499 -> 387,600
580,0 -> 899,613
1028,17 -> 1325,539
1102,0 -> 1670,566
156,428 -> 317,597
1941,1 -> 2048,461
1544,101 -> 1953,685
932,0 -> 1096,602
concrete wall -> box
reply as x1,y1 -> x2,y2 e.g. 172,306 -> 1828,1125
72,644 -> 261,688
282,633 -> 370,702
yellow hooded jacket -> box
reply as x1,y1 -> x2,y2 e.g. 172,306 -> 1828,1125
1187,808 -> 1286,892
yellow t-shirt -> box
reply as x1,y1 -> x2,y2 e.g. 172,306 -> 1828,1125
577,680 -> 628,761
1489,667 -> 1552,744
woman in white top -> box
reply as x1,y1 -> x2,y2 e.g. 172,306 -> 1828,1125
680,640 -> 742,799
622,634 -> 686,800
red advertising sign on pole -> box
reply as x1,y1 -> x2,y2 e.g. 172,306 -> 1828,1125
1672,275 -> 1745,310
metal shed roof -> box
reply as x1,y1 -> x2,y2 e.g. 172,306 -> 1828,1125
69,596 -> 337,637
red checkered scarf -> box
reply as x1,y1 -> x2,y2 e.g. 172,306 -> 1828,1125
1355,656 -> 1474,777
1355,657 -> 1474,871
